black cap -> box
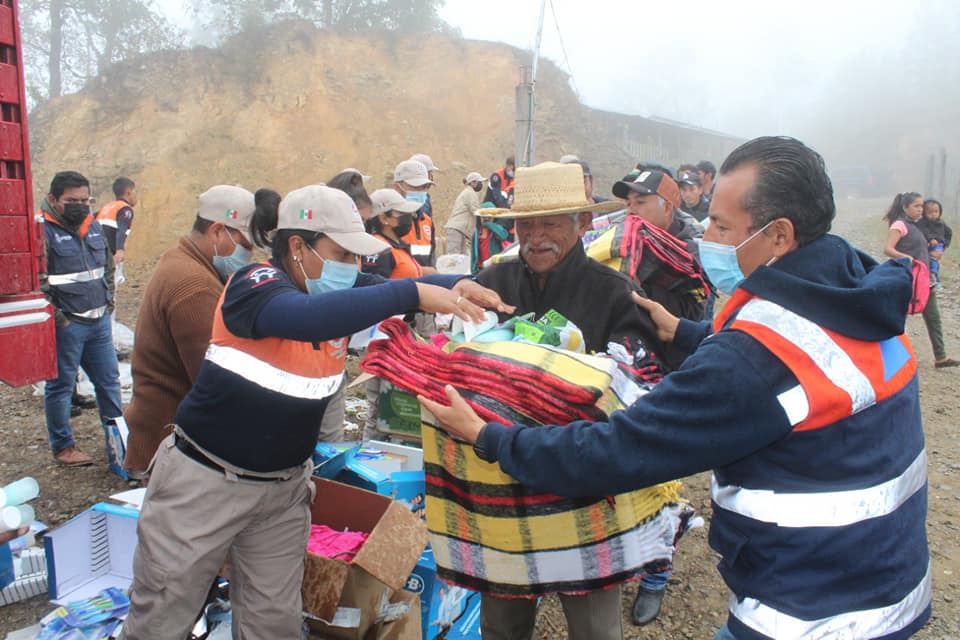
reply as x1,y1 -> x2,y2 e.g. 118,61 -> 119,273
612,170 -> 680,209
678,172 -> 702,187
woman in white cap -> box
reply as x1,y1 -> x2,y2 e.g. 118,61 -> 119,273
445,171 -> 487,256
122,185 -> 510,639
363,187 -> 432,279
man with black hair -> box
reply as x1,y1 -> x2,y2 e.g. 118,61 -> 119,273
96,177 -> 137,265
39,171 -> 121,467
678,172 -> 710,221
485,156 -> 516,209
425,137 -> 931,640
123,186 -> 256,479
697,160 -> 717,200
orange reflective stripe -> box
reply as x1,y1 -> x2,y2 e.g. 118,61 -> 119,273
402,215 -> 433,248
713,288 -> 752,332
42,209 -> 94,237
96,200 -> 126,223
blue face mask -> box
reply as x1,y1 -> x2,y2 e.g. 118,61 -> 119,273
213,230 -> 252,279
301,247 -> 359,294
697,221 -> 775,295
405,190 -> 428,206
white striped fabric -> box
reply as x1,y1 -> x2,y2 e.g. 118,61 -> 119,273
98,218 -> 118,228
205,343 -> 343,400
736,299 -> 876,414
410,244 -> 431,256
711,449 -> 927,528
47,267 -> 105,286
730,561 -> 932,639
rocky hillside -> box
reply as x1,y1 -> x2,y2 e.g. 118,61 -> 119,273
26,22 -> 638,264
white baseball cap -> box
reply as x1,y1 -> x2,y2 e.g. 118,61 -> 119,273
464,172 -> 487,184
394,160 -> 434,187
410,153 -> 440,171
197,185 -> 256,243
339,167 -> 372,183
369,188 -> 421,217
278,185 -> 388,255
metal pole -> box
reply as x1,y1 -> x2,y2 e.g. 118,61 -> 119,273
523,0 -> 547,167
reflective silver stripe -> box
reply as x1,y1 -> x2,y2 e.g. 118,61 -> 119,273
736,299 -> 876,414
711,449 -> 927,527
205,343 -> 343,400
69,305 -> 108,319
410,244 -> 431,256
98,218 -> 118,228
47,268 -> 106,286
776,384 -> 809,426
0,298 -> 50,314
730,561 -> 932,639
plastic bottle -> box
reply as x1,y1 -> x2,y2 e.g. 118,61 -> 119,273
0,477 -> 39,508
0,504 -> 34,532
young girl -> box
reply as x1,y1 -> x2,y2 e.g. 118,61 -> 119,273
917,199 -> 952,289
883,192 -> 957,368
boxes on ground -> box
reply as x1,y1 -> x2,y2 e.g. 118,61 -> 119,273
404,548 -> 481,640
313,442 -> 426,516
376,381 -> 423,440
43,503 -> 139,604
302,478 -> 428,640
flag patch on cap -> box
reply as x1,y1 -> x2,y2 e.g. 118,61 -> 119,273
299,209 -> 313,220
226,209 -> 239,219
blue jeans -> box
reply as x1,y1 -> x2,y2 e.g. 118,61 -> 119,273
44,315 -> 122,453
641,568 -> 670,591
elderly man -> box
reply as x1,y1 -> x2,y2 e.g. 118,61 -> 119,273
123,186 -> 256,479
424,137 -> 931,640
473,162 -> 668,640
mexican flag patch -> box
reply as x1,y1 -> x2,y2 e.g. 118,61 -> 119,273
299,209 -> 313,220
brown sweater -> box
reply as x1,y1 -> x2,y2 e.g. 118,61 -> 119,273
123,236 -> 224,473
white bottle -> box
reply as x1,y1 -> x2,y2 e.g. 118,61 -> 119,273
0,477 -> 39,508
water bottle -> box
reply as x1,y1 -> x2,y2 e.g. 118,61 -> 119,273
0,477 -> 39,508
0,504 -> 34,532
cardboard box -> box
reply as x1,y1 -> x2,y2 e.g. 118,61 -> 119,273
404,548 -> 482,640
44,503 -> 139,604
105,417 -> 129,481
302,479 -> 428,640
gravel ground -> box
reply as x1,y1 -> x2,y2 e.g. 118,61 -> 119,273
1,198 -> 958,638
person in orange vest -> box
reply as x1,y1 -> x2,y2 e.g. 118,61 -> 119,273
393,159 -> 436,268
96,177 -> 136,265
363,188 -> 434,279
484,156 -> 516,208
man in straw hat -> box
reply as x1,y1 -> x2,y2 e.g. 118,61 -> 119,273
471,161 -> 673,639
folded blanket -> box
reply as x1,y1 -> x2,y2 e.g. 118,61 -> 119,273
361,319 -> 695,597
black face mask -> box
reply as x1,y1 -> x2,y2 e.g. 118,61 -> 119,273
61,202 -> 90,227
393,216 -> 414,237
472,183 -> 483,192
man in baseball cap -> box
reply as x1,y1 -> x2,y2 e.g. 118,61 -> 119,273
393,159 -> 437,268
678,171 -> 710,221
445,172 -> 488,255
124,184 -> 256,478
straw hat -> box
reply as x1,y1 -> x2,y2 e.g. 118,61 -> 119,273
475,162 -> 621,218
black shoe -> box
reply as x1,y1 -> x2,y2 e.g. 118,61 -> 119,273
70,404 -> 82,418
631,587 -> 665,626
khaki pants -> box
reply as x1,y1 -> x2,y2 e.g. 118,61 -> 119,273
318,376 -> 346,442
445,229 -> 471,256
121,435 -> 313,640
479,586 -> 623,640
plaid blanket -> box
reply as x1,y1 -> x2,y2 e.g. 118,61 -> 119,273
361,319 -> 695,597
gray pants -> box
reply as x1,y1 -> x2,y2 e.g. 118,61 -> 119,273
922,287 -> 946,361
480,587 -> 623,640
445,229 -> 471,256
318,377 -> 346,442
122,435 -> 313,640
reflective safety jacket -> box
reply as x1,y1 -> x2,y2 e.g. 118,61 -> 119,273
41,211 -> 111,322
711,289 -> 931,640
96,200 -> 134,252
401,210 -> 434,267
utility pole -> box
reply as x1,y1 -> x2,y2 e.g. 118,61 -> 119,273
514,0 -> 547,168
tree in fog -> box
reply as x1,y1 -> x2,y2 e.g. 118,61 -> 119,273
20,0 -> 183,101
189,0 -> 451,45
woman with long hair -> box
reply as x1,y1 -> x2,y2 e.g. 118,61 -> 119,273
883,192 -> 957,368
121,185 -> 510,638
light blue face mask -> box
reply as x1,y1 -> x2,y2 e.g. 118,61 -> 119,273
301,247 -> 359,294
697,221 -> 775,295
405,190 -> 428,206
213,230 -> 252,279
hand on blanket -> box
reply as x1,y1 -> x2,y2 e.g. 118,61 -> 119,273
452,279 -> 516,314
633,292 -> 680,343
418,385 -> 487,444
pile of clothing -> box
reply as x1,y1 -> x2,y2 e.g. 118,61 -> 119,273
361,319 -> 695,597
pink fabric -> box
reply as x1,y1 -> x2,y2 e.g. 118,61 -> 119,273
891,220 -> 909,236
306,525 -> 369,562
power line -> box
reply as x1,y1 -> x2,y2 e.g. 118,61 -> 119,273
548,0 -> 581,98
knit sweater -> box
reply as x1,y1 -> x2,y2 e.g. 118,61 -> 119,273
123,236 -> 224,473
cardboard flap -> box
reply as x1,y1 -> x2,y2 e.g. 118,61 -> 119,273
353,502 -> 428,591
311,478 -> 390,533
303,553 -> 351,623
